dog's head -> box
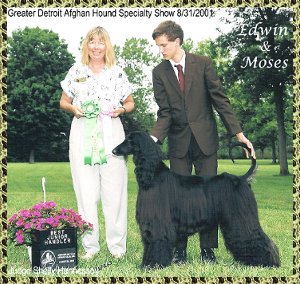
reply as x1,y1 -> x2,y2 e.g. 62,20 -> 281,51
112,131 -> 139,156
113,131 -> 164,158
113,131 -> 166,188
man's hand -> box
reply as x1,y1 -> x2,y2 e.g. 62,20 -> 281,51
150,135 -> 158,143
236,132 -> 256,159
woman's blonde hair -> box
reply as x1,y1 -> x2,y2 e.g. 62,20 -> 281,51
81,26 -> 116,67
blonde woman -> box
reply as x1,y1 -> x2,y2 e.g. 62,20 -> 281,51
60,26 -> 134,259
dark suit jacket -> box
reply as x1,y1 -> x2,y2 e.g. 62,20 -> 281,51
150,53 -> 242,158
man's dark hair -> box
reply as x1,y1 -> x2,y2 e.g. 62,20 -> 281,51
152,21 -> 184,45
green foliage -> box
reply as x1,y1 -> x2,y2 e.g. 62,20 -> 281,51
195,38 -> 233,88
217,8 -> 293,172
219,8 -> 293,92
115,38 -> 160,133
7,27 -> 75,162
181,38 -> 195,53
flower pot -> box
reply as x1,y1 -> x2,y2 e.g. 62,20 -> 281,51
30,228 -> 78,271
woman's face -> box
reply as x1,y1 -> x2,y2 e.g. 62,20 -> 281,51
88,35 -> 106,62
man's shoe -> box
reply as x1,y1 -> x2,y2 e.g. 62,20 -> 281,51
200,248 -> 216,263
172,249 -> 187,265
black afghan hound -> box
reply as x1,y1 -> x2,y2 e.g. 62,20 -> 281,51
112,131 -> 280,269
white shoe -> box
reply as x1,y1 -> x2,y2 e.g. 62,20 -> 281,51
81,251 -> 98,260
111,253 -> 125,259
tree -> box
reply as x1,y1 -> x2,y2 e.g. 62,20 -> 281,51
8,27 -> 75,162
218,8 -> 293,175
115,38 -> 159,133
230,91 -> 279,161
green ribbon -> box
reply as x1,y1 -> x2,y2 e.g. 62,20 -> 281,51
81,100 -> 107,165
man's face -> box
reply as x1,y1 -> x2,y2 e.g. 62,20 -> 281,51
155,34 -> 180,61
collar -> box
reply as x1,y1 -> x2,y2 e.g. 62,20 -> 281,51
169,50 -> 186,71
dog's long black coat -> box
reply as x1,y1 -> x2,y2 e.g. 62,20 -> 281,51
112,131 -> 280,268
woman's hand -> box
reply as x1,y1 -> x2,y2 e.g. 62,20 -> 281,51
111,95 -> 135,118
60,92 -> 84,119
72,105 -> 84,119
111,107 -> 126,118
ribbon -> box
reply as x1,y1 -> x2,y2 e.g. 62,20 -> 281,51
99,103 -> 114,155
81,100 -> 107,165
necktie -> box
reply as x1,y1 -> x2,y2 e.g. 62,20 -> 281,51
175,64 -> 185,93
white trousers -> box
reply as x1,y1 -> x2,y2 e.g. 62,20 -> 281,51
69,117 -> 128,256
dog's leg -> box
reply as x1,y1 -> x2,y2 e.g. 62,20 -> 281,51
222,226 -> 280,267
219,181 -> 280,267
137,180 -> 177,269
141,239 -> 174,268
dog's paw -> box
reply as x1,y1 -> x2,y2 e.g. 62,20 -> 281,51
140,263 -> 166,270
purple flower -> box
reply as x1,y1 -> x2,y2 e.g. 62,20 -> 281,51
32,210 -> 41,217
16,218 -> 24,227
20,209 -> 30,218
8,213 -> 18,223
44,201 -> 57,209
61,208 -> 69,214
46,217 -> 59,227
8,200 -> 92,246
32,203 -> 43,211
24,223 -> 32,230
36,222 -> 44,231
35,218 -> 46,230
15,230 -> 24,244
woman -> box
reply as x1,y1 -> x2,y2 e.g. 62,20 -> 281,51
60,26 -> 134,259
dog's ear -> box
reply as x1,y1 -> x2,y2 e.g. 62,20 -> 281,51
133,131 -> 165,161
131,131 -> 165,188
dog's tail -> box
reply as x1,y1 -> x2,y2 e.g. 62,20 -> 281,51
229,142 -> 257,182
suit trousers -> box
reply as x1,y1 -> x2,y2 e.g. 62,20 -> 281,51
69,117 -> 128,256
169,133 -> 218,249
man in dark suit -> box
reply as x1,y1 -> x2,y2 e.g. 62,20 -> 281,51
150,21 -> 255,264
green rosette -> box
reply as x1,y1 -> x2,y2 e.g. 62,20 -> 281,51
81,100 -> 100,118
81,100 -> 107,165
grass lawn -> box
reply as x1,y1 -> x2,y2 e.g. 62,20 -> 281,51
6,158 -> 294,279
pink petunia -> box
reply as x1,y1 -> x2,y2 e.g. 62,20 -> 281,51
69,208 -> 76,215
15,230 -> 24,244
8,213 -> 18,223
32,203 -> 43,211
32,210 -> 41,217
16,218 -> 24,227
61,208 -> 68,214
9,200 -> 93,247
36,218 -> 46,230
44,201 -> 57,209
24,223 -> 32,230
20,209 -> 31,218
46,217 -> 55,226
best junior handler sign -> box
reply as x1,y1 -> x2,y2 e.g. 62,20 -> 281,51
31,228 -> 77,270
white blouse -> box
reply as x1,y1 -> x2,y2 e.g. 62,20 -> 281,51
61,63 -> 133,156
61,63 -> 133,109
